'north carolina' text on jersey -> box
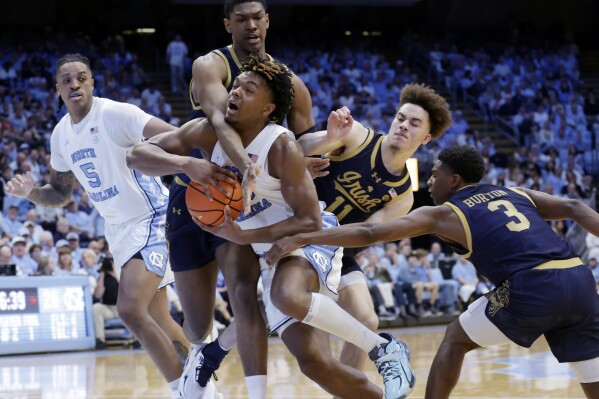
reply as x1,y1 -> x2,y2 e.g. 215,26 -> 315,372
50,97 -> 169,224
211,123 -> 294,255
445,184 -> 580,285
314,129 -> 412,224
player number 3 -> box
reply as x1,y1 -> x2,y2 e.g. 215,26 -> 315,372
488,200 -> 531,232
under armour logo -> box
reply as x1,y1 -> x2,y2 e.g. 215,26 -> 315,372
172,207 -> 181,215
147,251 -> 165,269
371,172 -> 381,183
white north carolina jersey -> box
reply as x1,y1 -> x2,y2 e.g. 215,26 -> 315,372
50,97 -> 169,224
211,123 -> 294,255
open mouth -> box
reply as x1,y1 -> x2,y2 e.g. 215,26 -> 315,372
246,34 -> 260,44
228,102 -> 238,111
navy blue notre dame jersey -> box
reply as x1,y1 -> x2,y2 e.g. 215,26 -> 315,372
445,184 -> 581,285
314,129 -> 412,225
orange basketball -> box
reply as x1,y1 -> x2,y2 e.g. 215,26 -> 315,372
185,180 -> 243,226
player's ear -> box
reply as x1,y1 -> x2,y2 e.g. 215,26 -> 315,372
224,18 -> 231,33
421,132 -> 432,145
263,103 -> 275,119
265,13 -> 269,29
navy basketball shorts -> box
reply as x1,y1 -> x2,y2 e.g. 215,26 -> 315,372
483,265 -> 599,363
166,183 -> 226,272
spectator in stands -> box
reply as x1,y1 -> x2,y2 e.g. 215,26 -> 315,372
165,34 -> 188,94
452,256 -> 479,305
23,210 -> 43,242
28,243 -> 42,266
64,200 -> 93,242
66,232 -> 83,265
56,246 -> 76,275
92,257 -> 119,350
53,217 -> 70,243
1,204 -> 23,238
400,251 -> 440,316
10,236 -> 36,276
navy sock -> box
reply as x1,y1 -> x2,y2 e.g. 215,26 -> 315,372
202,339 -> 229,366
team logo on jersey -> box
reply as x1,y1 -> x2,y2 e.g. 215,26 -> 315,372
148,251 -> 166,269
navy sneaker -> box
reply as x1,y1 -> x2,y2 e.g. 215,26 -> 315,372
368,332 -> 415,399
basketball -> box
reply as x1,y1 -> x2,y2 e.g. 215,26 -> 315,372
185,180 -> 243,226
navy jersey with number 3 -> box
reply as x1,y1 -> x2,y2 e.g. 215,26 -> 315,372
445,184 -> 580,285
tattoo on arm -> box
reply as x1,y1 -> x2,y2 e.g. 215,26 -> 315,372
28,170 -> 75,207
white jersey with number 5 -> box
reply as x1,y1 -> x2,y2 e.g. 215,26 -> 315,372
50,97 -> 169,224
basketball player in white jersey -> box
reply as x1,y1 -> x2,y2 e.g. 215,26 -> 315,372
128,54 -> 415,399
6,53 -> 234,399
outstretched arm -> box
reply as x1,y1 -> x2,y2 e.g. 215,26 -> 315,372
7,168 -> 74,208
265,205 -> 462,265
523,188 -> 599,237
127,118 -> 238,194
192,54 -> 259,211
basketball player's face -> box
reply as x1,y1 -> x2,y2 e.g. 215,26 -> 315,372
225,3 -> 269,54
56,62 -> 94,116
387,103 -> 431,152
427,161 -> 454,205
225,72 -> 274,128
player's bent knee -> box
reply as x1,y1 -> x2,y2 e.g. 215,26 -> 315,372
116,302 -> 145,331
571,357 -> 599,383
270,286 -> 303,319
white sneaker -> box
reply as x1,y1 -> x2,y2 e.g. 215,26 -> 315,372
178,344 -> 206,398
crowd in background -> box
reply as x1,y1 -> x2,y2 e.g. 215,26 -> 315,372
0,31 -> 598,327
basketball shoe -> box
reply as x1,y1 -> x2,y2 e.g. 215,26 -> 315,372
368,332 -> 415,399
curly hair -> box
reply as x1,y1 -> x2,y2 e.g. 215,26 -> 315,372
241,53 -> 294,124
55,53 -> 92,112
438,145 -> 485,183
399,83 -> 452,139
224,0 -> 267,18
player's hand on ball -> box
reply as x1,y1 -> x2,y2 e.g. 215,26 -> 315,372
241,163 -> 260,214
265,235 -> 302,268
6,171 -> 35,198
195,205 -> 246,244
183,159 -> 238,200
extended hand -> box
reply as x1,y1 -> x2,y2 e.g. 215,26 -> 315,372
183,159 -> 238,201
327,106 -> 354,141
305,157 -> 330,179
6,171 -> 34,198
264,235 -> 302,268
194,205 -> 246,244
241,163 -> 260,214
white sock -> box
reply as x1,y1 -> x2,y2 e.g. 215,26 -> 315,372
302,293 -> 387,353
168,378 -> 179,397
246,374 -> 267,399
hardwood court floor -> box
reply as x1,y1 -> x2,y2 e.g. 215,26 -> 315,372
0,326 -> 587,398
